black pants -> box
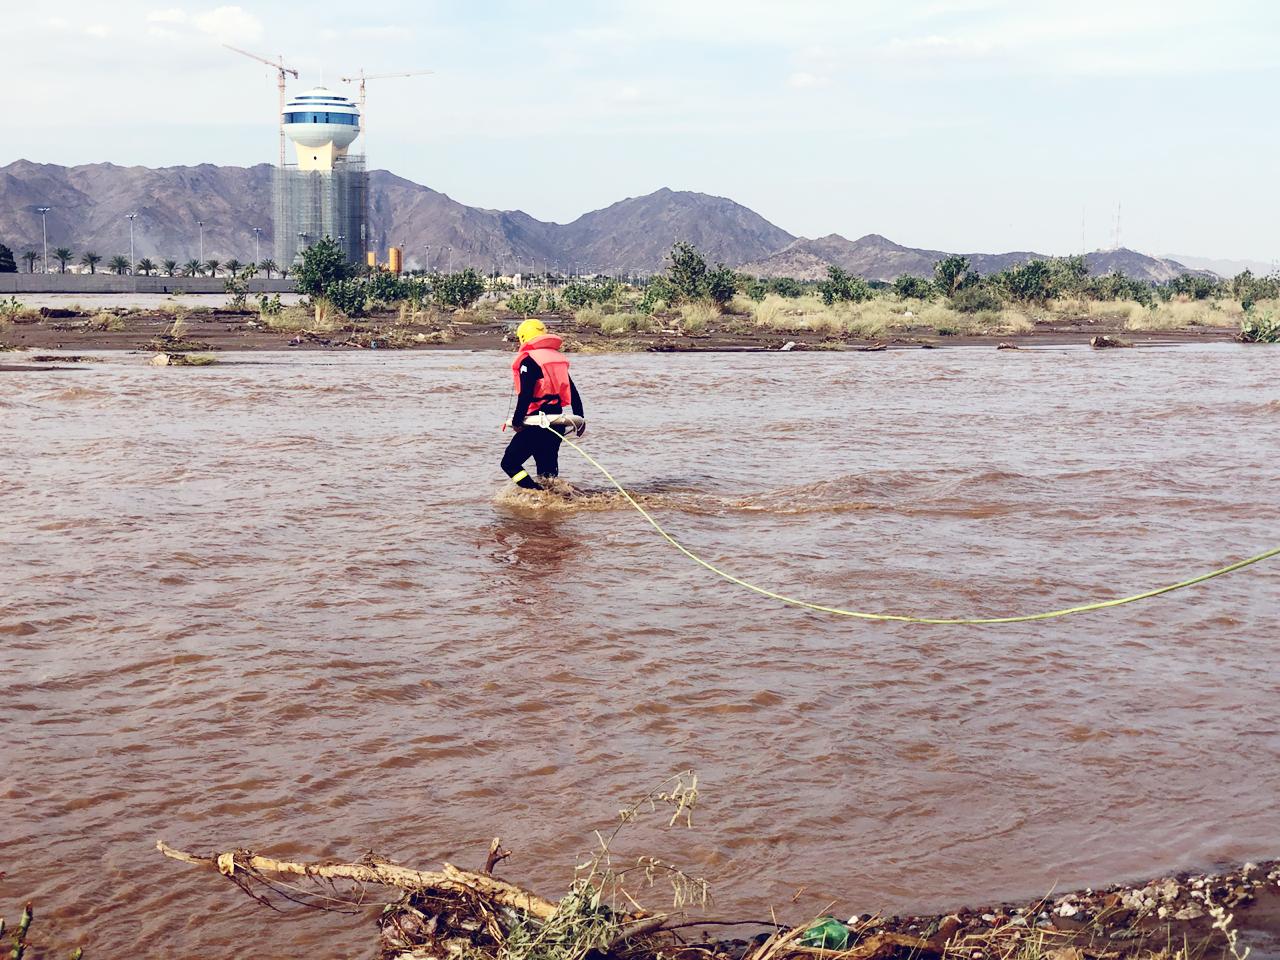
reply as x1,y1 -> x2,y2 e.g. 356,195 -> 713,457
501,424 -> 565,482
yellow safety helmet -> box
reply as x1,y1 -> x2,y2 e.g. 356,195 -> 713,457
516,318 -> 547,345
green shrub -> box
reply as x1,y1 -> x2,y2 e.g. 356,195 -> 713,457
769,277 -> 804,298
1239,310 -> 1280,343
1168,273 -> 1223,301
638,277 -> 673,315
951,283 -> 1005,313
295,237 -> 351,298
818,266 -> 872,305
706,266 -> 738,306
562,280 -> 620,309
433,269 -> 486,309
325,277 -> 368,317
223,274 -> 251,310
892,275 -> 934,300
667,241 -> 707,303
506,291 -> 542,316
934,255 -> 970,297
997,259 -> 1056,304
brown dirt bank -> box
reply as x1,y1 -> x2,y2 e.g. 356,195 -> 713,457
154,845 -> 1280,960
0,306 -> 1244,357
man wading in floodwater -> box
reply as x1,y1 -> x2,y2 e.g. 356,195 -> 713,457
502,319 -> 587,490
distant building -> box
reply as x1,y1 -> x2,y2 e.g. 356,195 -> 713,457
274,87 -> 367,267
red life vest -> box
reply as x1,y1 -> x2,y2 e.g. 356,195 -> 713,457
511,333 -> 572,414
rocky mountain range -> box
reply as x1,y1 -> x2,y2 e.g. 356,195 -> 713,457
0,158 -> 1210,281
737,234 -> 1201,283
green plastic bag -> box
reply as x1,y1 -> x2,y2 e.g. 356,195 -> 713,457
799,916 -> 851,951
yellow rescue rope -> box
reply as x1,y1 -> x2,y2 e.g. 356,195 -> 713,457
545,427 -> 1278,625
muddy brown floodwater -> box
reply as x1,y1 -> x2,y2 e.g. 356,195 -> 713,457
2,344 -> 1278,958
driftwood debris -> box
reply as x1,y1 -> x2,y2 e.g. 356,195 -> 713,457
155,839 -> 936,960
156,840 -> 558,920
152,839 -> 1278,960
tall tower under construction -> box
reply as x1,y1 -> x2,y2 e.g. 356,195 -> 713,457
274,86 -> 367,267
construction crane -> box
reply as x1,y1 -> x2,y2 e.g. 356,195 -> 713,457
341,69 -> 433,110
225,45 -> 299,169
340,68 -> 432,141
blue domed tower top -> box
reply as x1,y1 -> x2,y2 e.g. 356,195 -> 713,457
283,87 -> 361,170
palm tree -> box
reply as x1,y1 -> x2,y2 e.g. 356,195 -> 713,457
108,255 -> 130,275
136,257 -> 156,276
183,259 -> 202,277
52,247 -> 73,274
258,258 -> 278,279
21,251 -> 38,273
162,259 -> 178,277
80,252 -> 102,274
204,259 -> 221,278
225,258 -> 243,277
279,266 -> 289,279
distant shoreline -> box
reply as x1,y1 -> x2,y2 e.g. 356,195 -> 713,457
0,305 -> 1248,359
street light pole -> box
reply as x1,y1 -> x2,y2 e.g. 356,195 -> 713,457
197,220 -> 204,264
36,207 -> 50,274
126,213 -> 138,274
252,227 -> 261,264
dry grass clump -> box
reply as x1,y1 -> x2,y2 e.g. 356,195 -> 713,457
1052,298 -> 1143,322
748,294 -> 928,338
749,293 -> 791,328
560,335 -> 648,354
390,303 -> 452,329
918,306 -> 1034,336
678,301 -> 719,334
454,301 -> 499,324
1125,298 -> 1247,331
88,311 -> 125,332
600,312 -> 657,336
995,308 -> 1035,333
262,302 -> 347,334
574,306 -> 606,328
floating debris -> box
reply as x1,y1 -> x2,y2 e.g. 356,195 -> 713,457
1090,335 -> 1132,348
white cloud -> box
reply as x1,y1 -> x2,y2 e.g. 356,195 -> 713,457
192,5 -> 263,43
352,25 -> 413,40
787,72 -> 824,89
884,34 -> 994,60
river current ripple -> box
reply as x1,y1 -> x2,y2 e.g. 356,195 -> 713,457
2,345 -> 1277,957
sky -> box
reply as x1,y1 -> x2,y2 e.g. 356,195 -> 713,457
7,0 -> 1280,262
